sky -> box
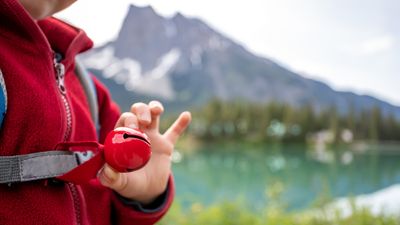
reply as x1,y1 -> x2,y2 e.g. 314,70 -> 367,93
56,0 -> 400,106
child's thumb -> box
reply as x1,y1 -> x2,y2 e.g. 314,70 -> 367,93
98,164 -> 127,191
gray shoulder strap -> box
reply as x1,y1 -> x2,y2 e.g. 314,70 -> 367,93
0,151 -> 77,183
75,59 -> 100,135
0,151 -> 94,184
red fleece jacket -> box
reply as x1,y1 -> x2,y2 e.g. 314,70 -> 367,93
0,0 -> 174,224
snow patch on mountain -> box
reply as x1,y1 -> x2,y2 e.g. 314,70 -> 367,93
82,46 -> 181,99
82,46 -> 115,72
150,48 -> 181,80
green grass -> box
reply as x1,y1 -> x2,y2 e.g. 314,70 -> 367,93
159,200 -> 400,225
159,182 -> 399,225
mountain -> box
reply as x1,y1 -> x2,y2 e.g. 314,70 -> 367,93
80,5 -> 400,118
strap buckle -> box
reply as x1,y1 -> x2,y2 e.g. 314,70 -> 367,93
74,151 -> 95,164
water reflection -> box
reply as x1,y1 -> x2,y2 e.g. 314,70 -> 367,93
172,143 -> 400,210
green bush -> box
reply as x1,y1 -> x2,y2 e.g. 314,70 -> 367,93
159,199 -> 400,225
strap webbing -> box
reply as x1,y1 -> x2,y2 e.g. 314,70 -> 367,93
75,59 -> 100,135
0,151 -> 79,184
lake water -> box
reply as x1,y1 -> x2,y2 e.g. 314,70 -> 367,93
172,143 -> 400,210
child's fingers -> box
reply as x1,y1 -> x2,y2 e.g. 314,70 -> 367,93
115,112 -> 137,128
130,102 -> 151,126
164,111 -> 191,144
123,113 -> 139,129
148,100 -> 164,130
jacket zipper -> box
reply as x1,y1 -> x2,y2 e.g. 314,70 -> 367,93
68,183 -> 82,225
53,54 -> 72,142
54,54 -> 81,225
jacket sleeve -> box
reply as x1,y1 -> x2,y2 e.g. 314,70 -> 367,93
92,76 -> 175,224
111,176 -> 175,225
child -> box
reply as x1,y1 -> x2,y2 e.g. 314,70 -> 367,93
0,0 -> 191,224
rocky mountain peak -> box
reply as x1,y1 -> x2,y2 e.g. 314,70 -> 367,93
172,12 -> 185,20
82,4 -> 400,118
112,4 -> 227,72
126,5 -> 158,19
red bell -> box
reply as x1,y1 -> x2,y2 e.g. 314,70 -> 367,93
104,127 -> 151,172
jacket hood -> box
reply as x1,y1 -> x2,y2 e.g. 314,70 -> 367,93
0,0 -> 93,68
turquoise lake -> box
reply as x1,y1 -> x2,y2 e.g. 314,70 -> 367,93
172,143 -> 400,210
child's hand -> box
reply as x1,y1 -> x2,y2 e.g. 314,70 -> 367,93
98,101 -> 191,204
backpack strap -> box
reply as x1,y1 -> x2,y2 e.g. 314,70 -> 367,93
75,58 -> 100,137
0,150 -> 94,184
0,60 -> 101,184
0,60 -> 99,133
0,69 -> 7,129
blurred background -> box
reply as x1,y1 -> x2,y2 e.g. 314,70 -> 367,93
58,1 -> 400,224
